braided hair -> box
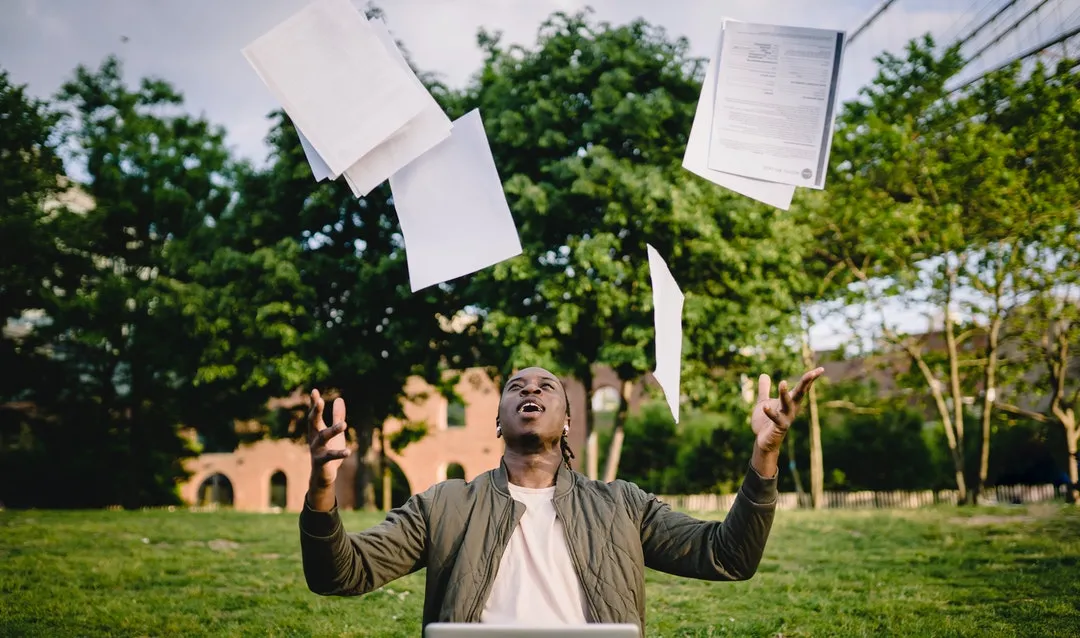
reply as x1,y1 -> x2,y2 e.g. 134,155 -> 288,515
560,385 -> 575,471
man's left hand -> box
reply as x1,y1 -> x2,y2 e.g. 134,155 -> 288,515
751,367 -> 825,456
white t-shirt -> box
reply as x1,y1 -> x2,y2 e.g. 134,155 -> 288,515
480,483 -> 589,625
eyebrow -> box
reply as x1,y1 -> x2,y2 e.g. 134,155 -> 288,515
505,376 -> 560,388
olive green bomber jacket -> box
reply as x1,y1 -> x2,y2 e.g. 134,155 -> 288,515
299,461 -> 778,632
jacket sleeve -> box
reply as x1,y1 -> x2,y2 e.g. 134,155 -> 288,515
298,491 -> 429,596
631,464 -> 778,581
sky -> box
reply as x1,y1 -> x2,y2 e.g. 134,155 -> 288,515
1,0 -> 982,164
0,0 -> 1036,350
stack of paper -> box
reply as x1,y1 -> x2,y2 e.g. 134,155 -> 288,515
683,20 -> 846,210
244,1 -> 524,293
243,0 -> 452,197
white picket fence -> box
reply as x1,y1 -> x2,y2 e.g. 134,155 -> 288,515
658,483 -> 1066,512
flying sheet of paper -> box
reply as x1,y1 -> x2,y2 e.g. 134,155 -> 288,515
341,18 -> 453,197
706,21 -> 845,189
647,244 -> 685,424
297,130 -> 332,181
242,0 -> 429,177
388,109 -> 522,292
683,26 -> 795,210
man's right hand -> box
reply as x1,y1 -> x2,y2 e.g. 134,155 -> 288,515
307,389 -> 350,511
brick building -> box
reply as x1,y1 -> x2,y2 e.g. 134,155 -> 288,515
178,366 -> 652,512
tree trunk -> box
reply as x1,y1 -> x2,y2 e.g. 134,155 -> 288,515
941,288 -> 972,504
786,426 -> 808,508
944,307 -> 965,447
355,425 -> 378,512
911,351 -> 968,503
976,315 -> 1003,504
379,426 -> 391,512
801,329 -> 824,510
586,431 -> 599,480
582,368 -> 598,480
602,380 -> 634,483
1065,417 -> 1079,505
1046,323 -> 1078,505
808,383 -> 824,510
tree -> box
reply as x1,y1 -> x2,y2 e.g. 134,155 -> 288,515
814,37 -> 1080,505
600,400 -> 753,495
2,59 -> 217,505
202,8 -> 481,510
0,68 -> 90,506
0,57 -> 320,507
790,190 -> 861,508
815,36 -> 1044,504
794,38 -> 965,503
951,58 -> 1080,502
0,68 -> 68,338
460,10 -> 810,480
0,68 -> 69,392
959,56 -> 1080,503
242,107 -> 476,509
999,282 -> 1080,503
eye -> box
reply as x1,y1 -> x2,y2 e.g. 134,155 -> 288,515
542,382 -> 556,390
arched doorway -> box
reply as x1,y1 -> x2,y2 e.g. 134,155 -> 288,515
197,473 -> 234,507
269,471 -> 287,509
446,462 -> 466,480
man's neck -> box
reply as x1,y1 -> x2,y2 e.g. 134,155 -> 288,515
503,448 -> 561,489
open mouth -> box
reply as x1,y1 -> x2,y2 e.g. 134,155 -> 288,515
517,400 -> 544,414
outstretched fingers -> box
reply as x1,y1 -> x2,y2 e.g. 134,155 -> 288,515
314,447 -> 351,464
788,367 -> 826,404
757,374 -> 772,404
308,389 -> 325,437
761,401 -> 785,427
332,397 -> 346,428
779,380 -> 795,415
317,421 -> 346,443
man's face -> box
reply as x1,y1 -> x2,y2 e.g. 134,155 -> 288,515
498,367 -> 568,444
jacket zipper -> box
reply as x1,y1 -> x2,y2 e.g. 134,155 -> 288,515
467,498 -> 516,622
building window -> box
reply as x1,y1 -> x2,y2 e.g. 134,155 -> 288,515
447,400 -> 466,428
591,386 -> 621,431
269,471 -> 287,509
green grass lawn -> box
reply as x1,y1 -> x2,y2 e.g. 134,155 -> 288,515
1,504 -> 1078,637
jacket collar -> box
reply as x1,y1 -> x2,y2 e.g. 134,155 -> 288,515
494,456 -> 576,498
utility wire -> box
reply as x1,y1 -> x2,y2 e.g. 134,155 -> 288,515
848,0 -> 900,46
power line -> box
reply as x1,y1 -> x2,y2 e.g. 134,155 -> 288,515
943,0 -> 999,45
956,0 -> 1021,47
951,22 -> 1080,92
965,0 -> 1054,64
848,0 -> 900,46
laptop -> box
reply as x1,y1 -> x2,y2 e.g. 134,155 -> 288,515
424,624 -> 640,637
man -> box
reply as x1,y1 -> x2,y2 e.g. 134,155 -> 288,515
300,366 -> 823,632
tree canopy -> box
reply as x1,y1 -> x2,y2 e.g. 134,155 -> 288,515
1,11 -> 1077,508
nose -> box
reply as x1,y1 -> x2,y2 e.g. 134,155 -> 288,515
519,382 -> 541,395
